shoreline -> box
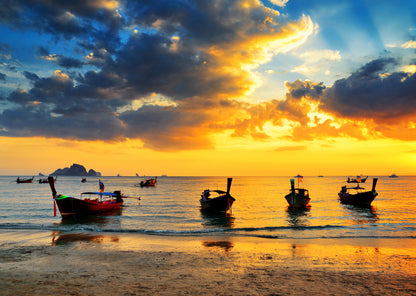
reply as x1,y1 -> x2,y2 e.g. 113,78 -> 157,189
1,230 -> 415,295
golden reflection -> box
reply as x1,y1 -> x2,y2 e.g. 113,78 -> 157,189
202,240 -> 234,253
341,205 -> 379,225
51,232 -> 119,246
58,208 -> 122,224
290,244 -> 309,259
200,212 -> 235,228
286,207 -> 311,227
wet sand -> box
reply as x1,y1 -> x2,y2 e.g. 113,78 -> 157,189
1,230 -> 415,295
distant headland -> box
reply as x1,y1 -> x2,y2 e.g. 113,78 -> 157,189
50,163 -> 102,177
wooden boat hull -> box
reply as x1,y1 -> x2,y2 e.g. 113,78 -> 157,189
55,196 -> 123,217
347,176 -> 368,183
140,178 -> 157,187
338,191 -> 377,206
16,177 -> 34,183
140,182 -> 155,187
285,193 -> 310,209
200,195 -> 235,213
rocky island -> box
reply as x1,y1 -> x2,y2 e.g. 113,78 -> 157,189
50,163 -> 101,177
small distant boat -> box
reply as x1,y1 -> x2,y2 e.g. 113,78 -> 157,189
39,176 -> 56,183
81,178 -> 87,183
16,176 -> 34,183
200,178 -> 235,213
338,178 -> 378,206
389,174 -> 398,178
140,177 -> 157,187
48,177 -> 124,218
347,175 -> 368,183
285,176 -> 310,209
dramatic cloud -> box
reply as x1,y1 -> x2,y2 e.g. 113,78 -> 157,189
0,0 -> 124,38
320,58 -> 416,122
0,0 -> 315,150
222,56 -> 416,143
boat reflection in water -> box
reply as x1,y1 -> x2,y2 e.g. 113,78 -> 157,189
200,211 -> 235,228
286,207 -> 311,228
202,240 -> 234,252
58,208 -> 123,224
341,204 -> 379,225
200,204 -> 235,252
51,232 -> 119,246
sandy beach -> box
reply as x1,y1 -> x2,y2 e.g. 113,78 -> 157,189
1,230 -> 415,295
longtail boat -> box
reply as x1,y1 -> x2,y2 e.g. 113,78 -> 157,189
347,175 -> 368,183
16,176 -> 34,183
284,175 -> 310,209
200,178 -> 235,213
48,176 -> 124,218
339,178 -> 378,206
39,176 -> 56,183
140,177 -> 157,187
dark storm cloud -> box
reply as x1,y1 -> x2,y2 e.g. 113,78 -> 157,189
0,0 -> 315,149
320,57 -> 416,121
112,32 -> 248,100
0,0 -> 124,38
120,105 -> 212,150
0,72 -> 6,81
55,56 -> 84,68
124,0 -> 237,43
238,57 -> 416,142
23,71 -> 40,82
286,80 -> 325,100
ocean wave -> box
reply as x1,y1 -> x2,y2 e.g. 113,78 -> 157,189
1,223 -> 415,240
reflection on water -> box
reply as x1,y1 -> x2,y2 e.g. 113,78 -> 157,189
51,232 -> 119,245
286,207 -> 311,227
202,240 -> 234,252
58,208 -> 123,225
290,244 -> 310,259
200,211 -> 235,228
342,205 -> 379,225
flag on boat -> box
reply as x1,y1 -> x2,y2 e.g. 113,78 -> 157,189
99,179 -> 104,193
295,174 -> 303,182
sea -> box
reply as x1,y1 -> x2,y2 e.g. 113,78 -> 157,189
1,175 -> 415,243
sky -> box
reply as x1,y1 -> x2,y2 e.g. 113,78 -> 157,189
1,0 -> 416,176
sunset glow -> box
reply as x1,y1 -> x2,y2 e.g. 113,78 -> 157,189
1,1 -> 416,176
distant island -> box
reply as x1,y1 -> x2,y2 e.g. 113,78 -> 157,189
50,163 -> 102,177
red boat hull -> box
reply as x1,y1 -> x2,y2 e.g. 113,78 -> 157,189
55,196 -> 123,217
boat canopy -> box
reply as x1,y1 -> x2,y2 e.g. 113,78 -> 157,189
81,191 -> 119,196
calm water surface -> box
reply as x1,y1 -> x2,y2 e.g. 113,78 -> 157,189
1,176 -> 415,241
